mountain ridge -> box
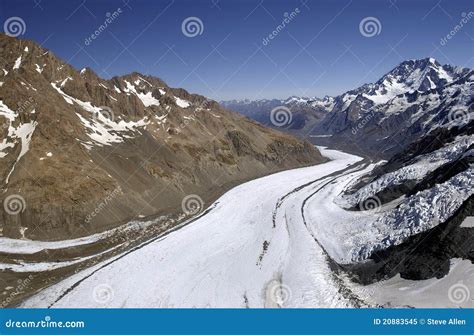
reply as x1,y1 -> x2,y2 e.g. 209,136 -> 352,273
0,33 -> 324,240
221,57 -> 473,158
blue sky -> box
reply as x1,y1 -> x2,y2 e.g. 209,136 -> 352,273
1,0 -> 473,100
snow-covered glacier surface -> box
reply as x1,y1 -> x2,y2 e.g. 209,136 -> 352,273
19,147 -> 472,308
21,148 -> 366,308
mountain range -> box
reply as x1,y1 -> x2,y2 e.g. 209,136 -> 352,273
0,33 -> 323,240
221,57 -> 473,158
0,33 -> 473,309
223,58 -> 473,282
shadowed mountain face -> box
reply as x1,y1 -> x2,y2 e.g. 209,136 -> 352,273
0,34 -> 324,240
222,58 -> 473,159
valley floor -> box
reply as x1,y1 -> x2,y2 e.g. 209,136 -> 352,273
10,148 -> 474,308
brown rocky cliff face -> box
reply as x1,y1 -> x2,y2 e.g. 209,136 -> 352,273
0,34 -> 325,240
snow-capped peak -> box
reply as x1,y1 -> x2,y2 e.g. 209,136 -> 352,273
375,57 -> 467,92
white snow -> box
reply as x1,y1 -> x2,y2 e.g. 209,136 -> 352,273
360,167 -> 473,260
122,80 -> 160,107
21,148 -> 365,308
0,245 -> 125,273
0,101 -> 37,166
0,100 -> 17,121
337,135 -> 474,209
350,258 -> 473,308
18,146 -> 473,308
341,94 -> 356,110
15,122 -> 37,159
136,91 -> 160,107
60,77 -> 71,87
76,113 -> 148,146
4,121 -> 38,183
135,77 -> 152,86
436,66 -> 453,82
51,83 -> 74,104
13,56 -> 22,70
322,164 -> 473,264
175,97 -> 190,108
50,83 -> 149,146
35,64 -> 44,74
0,220 -> 159,255
364,81 -> 407,104
460,216 -> 474,228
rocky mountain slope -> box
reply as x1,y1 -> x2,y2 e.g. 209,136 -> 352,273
0,34 -> 324,240
222,58 -> 473,159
